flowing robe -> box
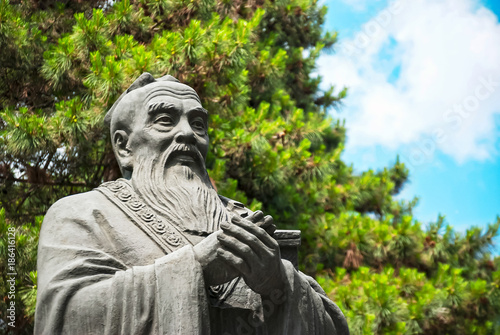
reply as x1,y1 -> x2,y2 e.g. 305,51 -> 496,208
35,182 -> 349,335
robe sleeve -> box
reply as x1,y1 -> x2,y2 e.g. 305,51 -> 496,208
263,260 -> 349,335
34,195 -> 210,335
209,260 -> 349,334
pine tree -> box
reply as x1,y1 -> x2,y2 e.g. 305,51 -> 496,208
0,0 -> 498,333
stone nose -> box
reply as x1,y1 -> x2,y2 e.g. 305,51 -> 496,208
173,119 -> 196,144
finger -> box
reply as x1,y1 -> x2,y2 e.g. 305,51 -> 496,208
217,246 -> 250,275
226,217 -> 277,249
246,210 -> 264,223
256,216 -> 276,236
218,233 -> 261,263
221,221 -> 269,255
256,215 -> 274,229
265,224 -> 276,236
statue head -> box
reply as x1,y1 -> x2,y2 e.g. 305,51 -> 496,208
105,73 -> 209,180
104,73 -> 225,234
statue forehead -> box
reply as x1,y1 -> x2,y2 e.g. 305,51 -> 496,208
107,79 -> 204,133
123,81 -> 201,107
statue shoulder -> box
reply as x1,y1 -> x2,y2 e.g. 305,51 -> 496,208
45,189 -> 111,221
49,178 -> 130,212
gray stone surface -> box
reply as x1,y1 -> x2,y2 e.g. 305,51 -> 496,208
34,73 -> 349,334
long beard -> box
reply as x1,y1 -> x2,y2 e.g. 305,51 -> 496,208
131,144 -> 229,235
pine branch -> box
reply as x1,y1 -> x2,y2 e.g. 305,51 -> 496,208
15,185 -> 37,214
0,176 -> 88,187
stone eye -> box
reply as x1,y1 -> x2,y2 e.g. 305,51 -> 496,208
191,118 -> 206,132
154,115 -> 174,127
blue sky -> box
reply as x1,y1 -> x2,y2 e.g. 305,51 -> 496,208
318,0 -> 500,246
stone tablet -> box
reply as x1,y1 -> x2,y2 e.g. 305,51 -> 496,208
35,73 -> 349,334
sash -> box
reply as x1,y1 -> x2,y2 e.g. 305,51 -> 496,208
96,179 -> 192,254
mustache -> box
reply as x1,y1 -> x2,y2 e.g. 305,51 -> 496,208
164,143 -> 205,164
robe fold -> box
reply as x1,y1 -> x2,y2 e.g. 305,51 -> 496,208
35,189 -> 349,335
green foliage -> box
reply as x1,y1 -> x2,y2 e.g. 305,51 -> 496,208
319,259 -> 500,334
0,0 -> 498,333
0,208 -> 40,333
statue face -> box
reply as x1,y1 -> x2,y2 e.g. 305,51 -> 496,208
125,82 -> 209,177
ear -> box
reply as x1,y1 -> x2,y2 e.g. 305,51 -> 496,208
113,130 -> 133,177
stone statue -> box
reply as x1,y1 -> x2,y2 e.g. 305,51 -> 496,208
35,73 -> 349,334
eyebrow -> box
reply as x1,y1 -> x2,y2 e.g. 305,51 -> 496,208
187,107 -> 208,115
146,102 -> 208,117
147,102 -> 177,114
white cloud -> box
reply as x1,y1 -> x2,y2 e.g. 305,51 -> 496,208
319,0 -> 500,165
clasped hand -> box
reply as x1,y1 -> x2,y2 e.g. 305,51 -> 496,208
193,211 -> 285,296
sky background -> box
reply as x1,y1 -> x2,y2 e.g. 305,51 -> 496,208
318,0 -> 500,249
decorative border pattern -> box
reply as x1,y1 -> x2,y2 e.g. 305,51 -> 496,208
96,179 -> 190,254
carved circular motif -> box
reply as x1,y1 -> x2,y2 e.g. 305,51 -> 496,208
210,285 -> 223,294
128,198 -> 145,211
208,284 -> 228,300
108,182 -> 125,192
152,220 -> 167,234
140,209 -> 155,222
117,189 -> 132,202
165,234 -> 181,246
